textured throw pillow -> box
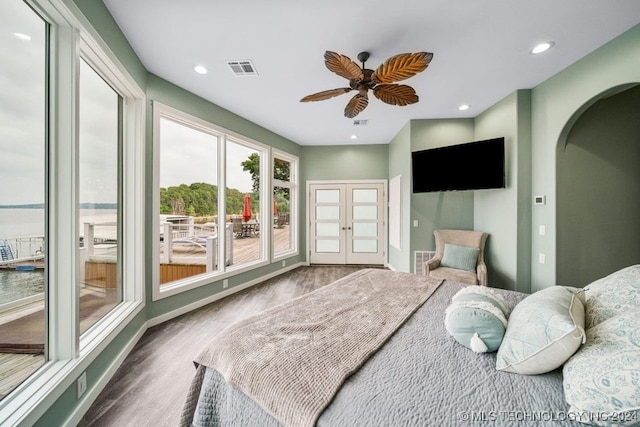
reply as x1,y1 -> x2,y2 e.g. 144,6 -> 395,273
564,312 -> 640,426
445,286 -> 509,353
583,264 -> 640,329
440,244 -> 480,272
496,286 -> 586,375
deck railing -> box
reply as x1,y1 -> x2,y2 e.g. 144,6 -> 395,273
0,236 -> 45,266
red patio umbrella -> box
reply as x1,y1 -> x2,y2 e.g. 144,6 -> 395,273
273,199 -> 278,216
242,194 -> 252,222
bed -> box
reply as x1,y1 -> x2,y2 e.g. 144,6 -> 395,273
179,268 -> 628,427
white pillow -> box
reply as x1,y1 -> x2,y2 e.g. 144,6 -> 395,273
583,264 -> 640,329
564,312 -> 640,426
496,286 -> 585,375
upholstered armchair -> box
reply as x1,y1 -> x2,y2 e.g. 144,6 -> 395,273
424,229 -> 489,286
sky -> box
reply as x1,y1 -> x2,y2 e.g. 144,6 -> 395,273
159,118 -> 255,193
0,1 -> 46,205
0,0 -> 253,207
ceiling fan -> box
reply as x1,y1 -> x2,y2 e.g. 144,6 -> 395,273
300,50 -> 433,118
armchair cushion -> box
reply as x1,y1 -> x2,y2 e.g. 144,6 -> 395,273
440,244 -> 480,272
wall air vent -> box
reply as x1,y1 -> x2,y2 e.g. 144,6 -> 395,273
226,60 -> 258,76
353,119 -> 368,126
414,250 -> 436,275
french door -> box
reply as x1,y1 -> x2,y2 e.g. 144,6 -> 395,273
309,182 -> 385,265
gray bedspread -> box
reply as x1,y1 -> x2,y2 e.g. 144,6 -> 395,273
182,277 -> 582,427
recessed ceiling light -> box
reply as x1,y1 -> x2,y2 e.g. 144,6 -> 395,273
194,65 -> 208,74
531,41 -> 554,54
458,104 -> 470,111
12,32 -> 31,41
350,135 -> 358,140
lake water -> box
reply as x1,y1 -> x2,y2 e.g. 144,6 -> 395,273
0,270 -> 45,303
0,208 -> 116,304
0,208 -> 118,238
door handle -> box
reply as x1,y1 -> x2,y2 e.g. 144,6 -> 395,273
342,227 -> 346,230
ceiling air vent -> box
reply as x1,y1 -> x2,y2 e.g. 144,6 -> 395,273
353,119 -> 368,126
226,60 -> 258,76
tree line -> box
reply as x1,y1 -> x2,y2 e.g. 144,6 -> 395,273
160,154 -> 291,218
160,182 -> 289,217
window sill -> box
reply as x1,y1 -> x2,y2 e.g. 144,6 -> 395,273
0,300 -> 144,426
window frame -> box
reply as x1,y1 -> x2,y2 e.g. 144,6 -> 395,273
271,149 -> 299,261
0,0 -> 145,424
152,102 -> 271,301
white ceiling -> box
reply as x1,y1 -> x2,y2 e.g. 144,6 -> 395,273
103,0 -> 640,146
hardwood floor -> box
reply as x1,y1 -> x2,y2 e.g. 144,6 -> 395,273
79,265 -> 369,427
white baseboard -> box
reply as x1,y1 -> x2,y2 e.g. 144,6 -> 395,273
147,262 -> 305,327
64,323 -> 147,426
386,263 -> 398,271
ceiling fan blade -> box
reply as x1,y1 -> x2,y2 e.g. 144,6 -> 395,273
300,87 -> 352,102
324,51 -> 364,81
373,84 -> 419,106
344,93 -> 369,118
372,52 -> 433,84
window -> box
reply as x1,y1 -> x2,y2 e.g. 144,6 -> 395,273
78,58 -> 122,335
0,0 -> 144,422
272,151 -> 298,259
0,0 -> 47,401
158,116 -> 220,284
153,103 -> 270,299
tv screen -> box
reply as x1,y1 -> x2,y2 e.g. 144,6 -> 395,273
412,137 -> 505,193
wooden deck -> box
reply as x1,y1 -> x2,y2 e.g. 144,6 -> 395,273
0,353 -> 44,400
159,224 -> 291,284
0,225 -> 293,401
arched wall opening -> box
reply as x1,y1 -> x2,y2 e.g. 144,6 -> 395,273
556,84 -> 640,286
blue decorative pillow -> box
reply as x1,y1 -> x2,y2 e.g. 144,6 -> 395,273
440,244 -> 479,272
445,286 -> 508,353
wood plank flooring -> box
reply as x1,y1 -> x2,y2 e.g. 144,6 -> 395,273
79,265 -> 369,427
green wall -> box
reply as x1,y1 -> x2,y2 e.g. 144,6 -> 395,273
387,122 -> 412,271
300,144 -> 389,181
409,120 -> 475,273
531,23 -> 640,291
474,90 -> 532,292
557,85 -> 640,287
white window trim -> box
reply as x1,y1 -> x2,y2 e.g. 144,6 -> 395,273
0,0 -> 145,424
272,149 -> 299,261
152,102 -> 271,301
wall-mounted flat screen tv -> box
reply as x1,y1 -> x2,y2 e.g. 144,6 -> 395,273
412,137 -> 505,193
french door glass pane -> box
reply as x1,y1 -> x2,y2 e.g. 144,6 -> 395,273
352,223 -> 377,237
0,0 -> 47,400
78,59 -> 122,334
316,240 -> 340,253
316,223 -> 340,237
316,206 -> 339,220
316,189 -> 339,203
158,117 -> 219,285
352,189 -> 377,203
353,240 -> 378,253
353,205 -> 377,220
